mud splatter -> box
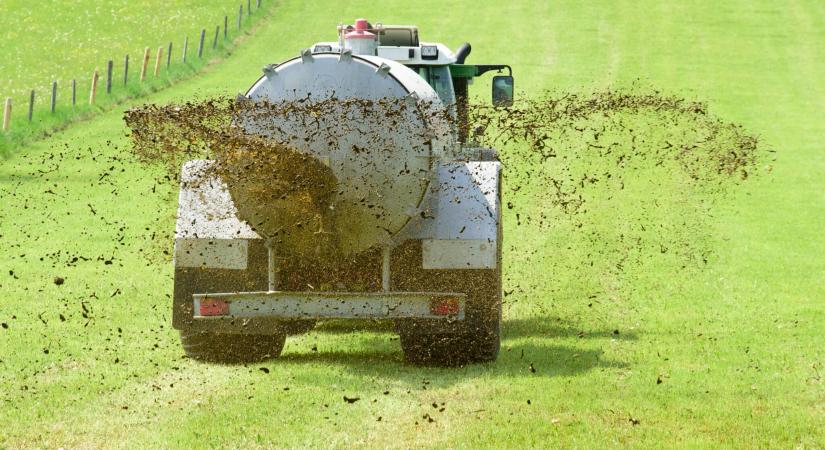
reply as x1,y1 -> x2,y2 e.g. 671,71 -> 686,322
124,89 -> 764,319
125,97 -> 452,260
472,90 -> 762,306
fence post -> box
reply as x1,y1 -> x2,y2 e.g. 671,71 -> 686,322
183,36 -> 189,62
257,0 -> 261,9
140,47 -> 150,81
72,80 -> 77,105
224,16 -> 228,38
106,60 -> 113,93
50,81 -> 57,113
238,5 -> 243,30
167,42 -> 173,68
3,98 -> 11,132
124,54 -> 129,85
89,69 -> 99,104
247,0 -> 251,16
213,25 -> 219,49
28,90 -> 34,122
198,29 -> 205,58
154,46 -> 163,77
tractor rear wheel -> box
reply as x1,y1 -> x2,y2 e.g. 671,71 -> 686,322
179,330 -> 286,364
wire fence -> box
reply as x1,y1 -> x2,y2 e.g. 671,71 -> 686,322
1,0 -> 264,134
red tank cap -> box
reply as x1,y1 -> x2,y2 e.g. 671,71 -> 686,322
345,18 -> 375,39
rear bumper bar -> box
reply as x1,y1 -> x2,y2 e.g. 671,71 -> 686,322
192,291 -> 466,320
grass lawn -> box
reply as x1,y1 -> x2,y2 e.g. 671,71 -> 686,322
0,0 -> 273,156
1,0 -> 824,448
0,0 -> 261,104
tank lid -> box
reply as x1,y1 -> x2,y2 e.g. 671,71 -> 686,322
345,18 -> 375,39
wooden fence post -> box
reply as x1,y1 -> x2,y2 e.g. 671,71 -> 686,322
198,29 -> 205,58
213,26 -> 219,49
28,90 -> 34,122
124,54 -> 129,85
140,47 -> 150,81
154,47 -> 163,77
167,42 -> 173,68
238,5 -> 243,30
89,69 -> 99,104
72,80 -> 77,105
183,36 -> 189,62
3,98 -> 11,132
224,16 -> 228,38
51,81 -> 57,112
106,60 -> 113,93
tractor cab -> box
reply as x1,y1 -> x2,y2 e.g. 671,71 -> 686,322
310,18 -> 514,141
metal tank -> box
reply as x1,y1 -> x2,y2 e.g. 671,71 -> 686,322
239,51 -> 452,255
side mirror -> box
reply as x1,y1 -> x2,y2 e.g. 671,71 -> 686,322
492,75 -> 514,107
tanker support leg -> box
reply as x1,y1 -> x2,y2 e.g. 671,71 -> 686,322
266,238 -> 279,292
382,245 -> 391,293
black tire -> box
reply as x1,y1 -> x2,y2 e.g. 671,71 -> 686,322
180,330 -> 286,364
399,322 -> 500,366
393,241 -> 502,366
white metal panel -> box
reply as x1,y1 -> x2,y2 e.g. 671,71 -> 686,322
422,239 -> 496,269
406,161 -> 500,269
193,291 -> 465,319
417,42 -> 457,65
399,161 -> 501,269
174,239 -> 248,270
432,162 -> 499,241
175,160 -> 259,240
376,46 -> 412,61
308,41 -> 456,65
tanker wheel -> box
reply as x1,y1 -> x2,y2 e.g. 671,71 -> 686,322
179,330 -> 286,364
393,241 -> 501,366
399,316 -> 500,366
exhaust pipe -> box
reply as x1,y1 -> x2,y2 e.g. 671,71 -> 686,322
455,42 -> 471,64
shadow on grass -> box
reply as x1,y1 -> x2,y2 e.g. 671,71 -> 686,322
503,316 -> 639,341
313,315 -> 639,341
276,343 -> 625,389
0,173 -> 50,182
313,319 -> 395,334
274,317 -> 629,385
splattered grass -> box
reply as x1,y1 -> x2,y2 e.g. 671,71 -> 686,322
124,88 -> 763,302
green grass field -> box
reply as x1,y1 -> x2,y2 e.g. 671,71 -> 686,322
0,1 -> 274,158
0,0 -> 259,104
1,0 -> 824,448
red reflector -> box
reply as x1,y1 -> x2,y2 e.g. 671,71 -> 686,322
430,297 -> 460,315
199,298 -> 229,316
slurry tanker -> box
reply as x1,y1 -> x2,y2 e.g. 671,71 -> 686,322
173,18 -> 514,365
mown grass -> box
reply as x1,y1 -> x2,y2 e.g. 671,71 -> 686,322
0,0 -> 259,101
0,0 -> 273,156
1,0 -> 824,448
